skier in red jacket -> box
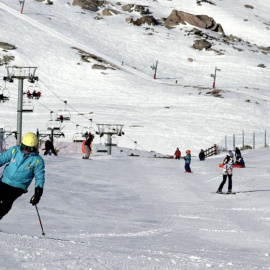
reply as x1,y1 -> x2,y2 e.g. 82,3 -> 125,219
174,148 -> 181,160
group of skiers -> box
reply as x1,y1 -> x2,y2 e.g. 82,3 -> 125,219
174,148 -> 192,173
174,148 -> 206,173
174,146 -> 245,194
0,129 -> 246,221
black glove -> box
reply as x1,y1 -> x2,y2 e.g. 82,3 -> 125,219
30,187 -> 43,206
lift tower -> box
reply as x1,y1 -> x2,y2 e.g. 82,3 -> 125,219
96,124 -> 124,155
4,66 -> 38,145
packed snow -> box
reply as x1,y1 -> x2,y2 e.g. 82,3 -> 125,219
0,0 -> 270,269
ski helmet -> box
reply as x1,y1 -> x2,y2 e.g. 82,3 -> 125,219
21,132 -> 38,152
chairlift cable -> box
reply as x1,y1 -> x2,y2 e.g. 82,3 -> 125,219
38,79 -> 97,127
125,134 -> 147,151
35,99 -> 52,112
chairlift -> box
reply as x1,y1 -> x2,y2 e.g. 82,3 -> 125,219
73,126 -> 96,143
56,101 -> 71,122
81,127 -> 96,138
22,100 -> 34,113
25,84 -> 42,100
73,133 -> 84,143
96,143 -> 107,153
47,120 -> 61,130
47,111 -> 61,130
4,126 -> 12,133
73,125 -> 84,142
0,82 -> 10,103
127,141 -> 140,157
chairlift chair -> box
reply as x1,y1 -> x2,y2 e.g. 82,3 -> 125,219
56,110 -> 71,121
56,101 -> 71,122
47,120 -> 61,130
25,84 -> 42,100
4,126 -> 12,133
81,127 -> 96,138
0,84 -> 10,103
72,125 -> 83,142
22,100 -> 34,113
127,142 -> 140,157
96,143 -> 107,153
73,134 -> 84,143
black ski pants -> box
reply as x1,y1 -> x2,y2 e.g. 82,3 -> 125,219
44,149 -> 57,156
0,182 -> 24,220
218,174 -> 232,191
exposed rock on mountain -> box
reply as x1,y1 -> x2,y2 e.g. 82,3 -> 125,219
122,4 -> 150,15
102,8 -> 120,16
133,15 -> 158,26
72,0 -> 106,12
165,10 -> 224,34
0,42 -> 16,50
193,39 -> 212,50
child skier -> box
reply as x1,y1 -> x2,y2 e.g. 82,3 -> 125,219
184,150 -> 192,173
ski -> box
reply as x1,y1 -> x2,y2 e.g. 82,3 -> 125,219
213,192 -> 236,195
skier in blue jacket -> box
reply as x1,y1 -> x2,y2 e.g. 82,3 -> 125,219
184,150 -> 192,173
0,132 -> 45,220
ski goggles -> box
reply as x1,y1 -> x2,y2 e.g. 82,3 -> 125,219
21,144 -> 37,153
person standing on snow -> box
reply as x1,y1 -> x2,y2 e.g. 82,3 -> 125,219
235,147 -> 242,158
44,140 -> 58,156
0,132 -> 45,220
199,149 -> 205,161
216,154 -> 233,194
83,133 -> 95,159
184,150 -> 192,173
174,148 -> 181,160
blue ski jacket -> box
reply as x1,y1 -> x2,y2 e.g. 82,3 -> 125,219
184,154 -> 191,164
0,145 -> 45,192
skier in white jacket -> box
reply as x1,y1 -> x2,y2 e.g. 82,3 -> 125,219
216,154 -> 233,194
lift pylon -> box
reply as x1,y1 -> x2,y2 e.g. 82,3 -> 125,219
96,124 -> 124,155
4,66 -> 38,145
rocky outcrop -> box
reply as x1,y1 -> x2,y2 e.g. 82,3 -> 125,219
133,15 -> 158,26
102,8 -> 120,16
122,4 -> 150,15
72,0 -> 106,12
0,42 -> 16,50
165,10 -> 224,34
193,39 -> 212,50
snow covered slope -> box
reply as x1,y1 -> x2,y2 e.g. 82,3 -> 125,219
0,0 -> 270,155
1,148 -> 270,269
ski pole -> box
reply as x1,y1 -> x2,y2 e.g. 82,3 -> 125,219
20,0 -> 26,14
35,205 -> 46,236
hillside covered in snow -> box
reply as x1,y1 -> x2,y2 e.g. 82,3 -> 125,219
0,0 -> 270,154
1,1 -> 270,269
